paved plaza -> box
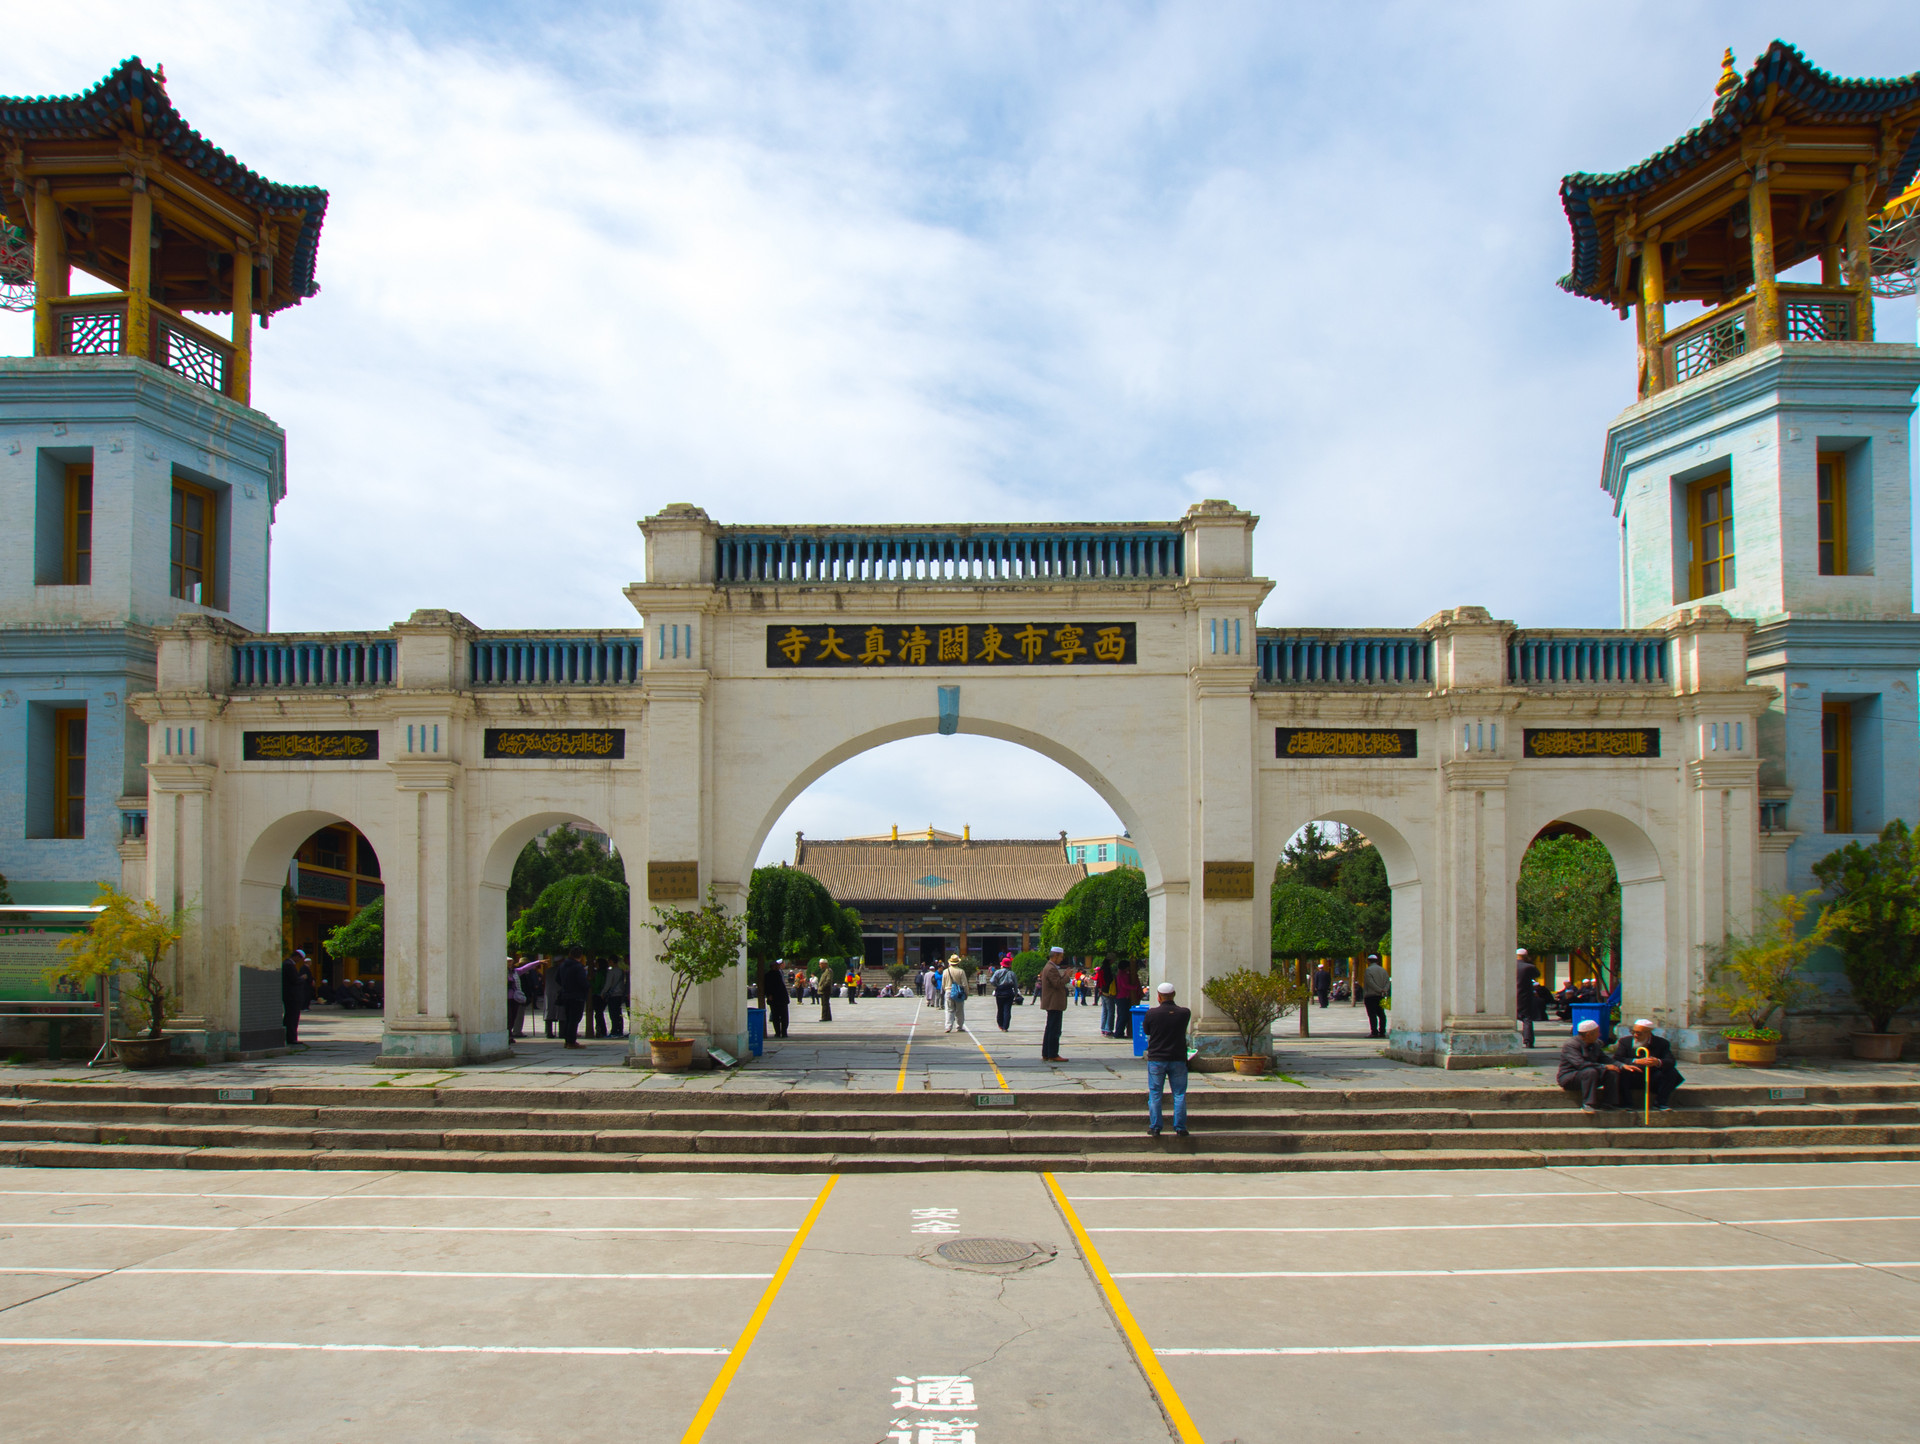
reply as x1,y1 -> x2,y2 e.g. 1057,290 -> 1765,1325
2,1160 -> 1918,1441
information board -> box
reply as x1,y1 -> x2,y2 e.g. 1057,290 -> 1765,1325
0,926 -> 89,1004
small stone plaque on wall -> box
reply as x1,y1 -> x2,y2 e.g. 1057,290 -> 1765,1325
242,730 -> 379,762
483,728 -> 626,759
648,861 -> 700,901
1276,727 -> 1417,759
1203,861 -> 1256,899
1523,728 -> 1660,759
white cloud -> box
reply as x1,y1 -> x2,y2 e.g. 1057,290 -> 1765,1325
6,2 -> 1917,861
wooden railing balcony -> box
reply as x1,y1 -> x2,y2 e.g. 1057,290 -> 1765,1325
47,292 -> 243,402
1657,283 -> 1861,391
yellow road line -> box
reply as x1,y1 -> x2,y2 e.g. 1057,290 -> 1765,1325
963,1026 -> 1009,1090
679,1175 -> 838,1444
895,1015 -> 919,1093
1044,1173 -> 1203,1444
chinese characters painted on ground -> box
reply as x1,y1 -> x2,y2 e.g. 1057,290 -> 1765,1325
767,622 -> 1135,668
1523,728 -> 1660,759
889,1376 -> 978,1444
482,728 -> 626,759
910,1208 -> 960,1233
242,730 -> 379,762
1275,727 -> 1418,759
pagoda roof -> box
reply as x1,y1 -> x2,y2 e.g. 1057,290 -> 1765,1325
1559,42 -> 1920,307
791,837 -> 1089,908
0,58 -> 327,313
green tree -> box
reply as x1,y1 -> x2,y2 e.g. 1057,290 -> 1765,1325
746,866 -> 860,964
0,871 -> 12,904
1813,819 -> 1920,1035
324,896 -> 385,968
1040,867 -> 1148,961
647,885 -> 748,1039
507,874 -> 631,957
1335,844 -> 1391,951
1269,881 -> 1360,959
1705,890 -> 1836,1040
508,825 -> 625,919
1275,823 -> 1342,890
1008,949 -> 1048,988
1516,836 -> 1621,982
49,884 -> 191,1041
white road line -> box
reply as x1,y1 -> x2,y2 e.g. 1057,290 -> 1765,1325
0,1223 -> 790,1234
1115,1262 -> 1920,1279
0,1267 -> 774,1280
1090,1216 -> 1920,1234
1157,1335 -> 1920,1357
1071,1183 -> 1920,1203
0,1191 -> 815,1203
0,1337 -> 729,1356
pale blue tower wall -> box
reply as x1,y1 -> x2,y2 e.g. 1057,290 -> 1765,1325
0,358 -> 285,901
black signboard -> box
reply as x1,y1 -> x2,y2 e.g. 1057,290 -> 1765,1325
767,621 -> 1136,668
1276,727 -> 1418,759
243,730 -> 379,762
1523,728 -> 1661,759
483,728 -> 625,760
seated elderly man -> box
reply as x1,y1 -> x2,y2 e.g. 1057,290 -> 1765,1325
1557,1019 -> 1626,1113
1612,1018 -> 1684,1111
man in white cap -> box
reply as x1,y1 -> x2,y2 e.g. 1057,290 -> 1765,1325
1612,1018 -> 1683,1111
1515,948 -> 1545,1048
1142,981 -> 1191,1138
1038,947 -> 1072,1062
1557,1018 -> 1625,1112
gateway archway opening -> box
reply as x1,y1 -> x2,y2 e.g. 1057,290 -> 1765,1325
1272,819 -> 1398,1039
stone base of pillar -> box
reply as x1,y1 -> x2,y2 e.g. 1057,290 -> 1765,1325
1386,1021 -> 1525,1069
1669,1027 -> 1729,1064
376,1017 -> 509,1066
1188,1033 -> 1247,1072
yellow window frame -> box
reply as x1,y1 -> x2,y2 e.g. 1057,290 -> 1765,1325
1817,451 -> 1848,576
170,477 -> 213,604
1688,472 -> 1735,599
63,464 -> 93,585
1823,702 -> 1852,835
52,706 -> 86,839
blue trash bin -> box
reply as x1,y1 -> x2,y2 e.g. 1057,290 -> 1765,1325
746,1007 -> 765,1058
1569,1001 -> 1613,1044
1131,1003 -> 1150,1057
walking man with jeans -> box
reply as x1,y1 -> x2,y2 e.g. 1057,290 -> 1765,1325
1362,953 -> 1391,1039
1143,981 -> 1190,1138
1038,947 -> 1071,1062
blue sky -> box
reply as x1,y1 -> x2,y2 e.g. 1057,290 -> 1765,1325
8,4 -> 1918,861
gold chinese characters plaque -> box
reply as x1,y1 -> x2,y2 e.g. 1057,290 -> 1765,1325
766,622 -> 1136,668
1203,862 -> 1256,900
1522,728 -> 1660,759
647,861 -> 700,902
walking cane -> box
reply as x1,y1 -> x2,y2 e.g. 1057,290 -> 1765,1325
1634,1043 -> 1652,1126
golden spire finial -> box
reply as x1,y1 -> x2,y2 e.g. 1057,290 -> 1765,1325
1714,47 -> 1740,100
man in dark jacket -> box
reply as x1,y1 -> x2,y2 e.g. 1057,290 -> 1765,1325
1311,962 -> 1331,1009
1515,949 -> 1546,1048
1038,947 -> 1071,1062
761,961 -> 790,1038
554,946 -> 592,1049
1361,955 -> 1391,1038
1143,982 -> 1191,1138
1613,1019 -> 1683,1110
281,949 -> 310,1046
1558,1019 -> 1625,1112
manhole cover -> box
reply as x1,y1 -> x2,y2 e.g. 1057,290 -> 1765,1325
937,1237 -> 1041,1266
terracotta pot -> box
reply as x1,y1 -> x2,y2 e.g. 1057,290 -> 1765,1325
113,1036 -> 174,1069
1726,1036 -> 1777,1067
1851,1032 -> 1908,1062
1231,1054 -> 1273,1076
649,1037 -> 696,1071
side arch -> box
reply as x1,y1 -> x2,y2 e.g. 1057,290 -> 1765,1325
1525,807 -> 1671,1027
474,811 -> 632,1005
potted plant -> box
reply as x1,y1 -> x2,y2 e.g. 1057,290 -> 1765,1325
1813,820 -> 1920,1061
1704,890 -> 1834,1067
49,884 -> 192,1069
646,886 -> 748,1070
1202,966 -> 1310,1074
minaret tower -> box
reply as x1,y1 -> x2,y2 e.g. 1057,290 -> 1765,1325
1562,42 -> 1920,901
0,59 -> 327,903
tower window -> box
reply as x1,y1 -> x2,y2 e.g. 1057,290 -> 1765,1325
1817,452 -> 1847,576
1822,703 -> 1852,834
53,707 -> 86,839
64,465 -> 92,585
1689,473 -> 1734,598
170,479 -> 212,603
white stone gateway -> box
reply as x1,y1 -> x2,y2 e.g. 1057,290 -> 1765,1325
133,500 -> 1762,1067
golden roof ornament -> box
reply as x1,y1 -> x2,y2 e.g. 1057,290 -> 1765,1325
1714,47 -> 1740,100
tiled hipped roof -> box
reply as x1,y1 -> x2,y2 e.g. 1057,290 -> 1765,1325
1558,40 -> 1920,301
0,58 -> 328,310
792,838 -> 1089,906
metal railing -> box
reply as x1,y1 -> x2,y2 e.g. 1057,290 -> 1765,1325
1508,632 -> 1668,686
1258,631 -> 1433,686
469,636 -> 645,686
714,526 -> 1185,584
231,637 -> 396,688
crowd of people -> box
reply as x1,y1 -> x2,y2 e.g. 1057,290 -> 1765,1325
506,951 -> 629,1047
